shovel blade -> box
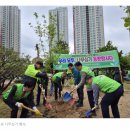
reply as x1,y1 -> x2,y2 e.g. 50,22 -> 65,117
63,92 -> 72,102
85,110 -> 92,117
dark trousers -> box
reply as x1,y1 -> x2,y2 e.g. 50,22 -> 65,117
3,98 -> 30,118
54,83 -> 62,100
77,85 -> 84,104
101,86 -> 124,118
87,90 -> 95,110
50,82 -> 54,96
36,84 -> 47,105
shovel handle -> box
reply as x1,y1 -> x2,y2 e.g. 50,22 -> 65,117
70,87 -> 77,94
22,105 -> 43,116
22,105 -> 36,113
91,106 -> 97,111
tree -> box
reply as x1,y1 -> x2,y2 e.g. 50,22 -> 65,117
52,40 -> 69,54
122,6 -> 130,36
29,12 -> 57,71
28,12 -> 48,57
29,12 -> 56,58
0,48 -> 31,94
121,52 -> 130,69
29,12 -> 69,72
97,41 -> 117,52
97,41 -> 126,66
44,40 -> 69,72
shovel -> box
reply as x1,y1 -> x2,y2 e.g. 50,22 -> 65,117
85,97 -> 101,118
63,87 -> 77,102
85,106 -> 97,118
22,105 -> 43,116
39,84 -> 52,110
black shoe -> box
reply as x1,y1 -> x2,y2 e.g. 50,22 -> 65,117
76,100 -> 80,103
76,103 -> 83,107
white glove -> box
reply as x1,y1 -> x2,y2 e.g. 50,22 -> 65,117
75,85 -> 79,89
15,102 -> 23,108
33,107 -> 41,115
33,106 -> 38,111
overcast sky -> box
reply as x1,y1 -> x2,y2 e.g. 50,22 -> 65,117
19,6 -> 130,58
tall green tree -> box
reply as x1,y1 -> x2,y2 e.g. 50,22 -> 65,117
29,12 -> 69,72
29,12 -> 57,56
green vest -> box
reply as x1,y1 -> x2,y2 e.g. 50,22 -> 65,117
81,66 -> 95,77
81,66 -> 95,89
2,84 -> 31,100
92,75 -> 121,93
128,70 -> 130,75
24,64 -> 41,79
52,72 -> 63,82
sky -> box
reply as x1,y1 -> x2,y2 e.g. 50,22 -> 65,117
19,6 -> 130,58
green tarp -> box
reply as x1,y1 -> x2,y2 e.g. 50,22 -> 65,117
54,50 -> 120,70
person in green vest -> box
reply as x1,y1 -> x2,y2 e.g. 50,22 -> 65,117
52,72 -> 66,101
2,82 -> 41,118
86,75 -> 124,118
75,62 -> 95,110
22,61 -> 47,88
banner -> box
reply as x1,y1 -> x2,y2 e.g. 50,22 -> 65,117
54,50 -> 120,70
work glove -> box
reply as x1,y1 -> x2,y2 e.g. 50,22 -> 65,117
75,85 -> 79,89
15,102 -> 23,108
33,107 -> 42,115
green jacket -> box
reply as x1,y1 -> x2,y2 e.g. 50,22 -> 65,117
52,72 -> 63,82
92,75 -> 121,93
3,84 -> 31,100
24,64 -> 41,79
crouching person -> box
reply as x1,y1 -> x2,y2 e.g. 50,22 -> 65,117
52,72 -> 66,101
86,75 -> 124,118
2,82 -> 41,118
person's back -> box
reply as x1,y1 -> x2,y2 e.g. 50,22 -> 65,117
93,75 -> 121,93
22,64 -> 41,87
52,72 -> 63,82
